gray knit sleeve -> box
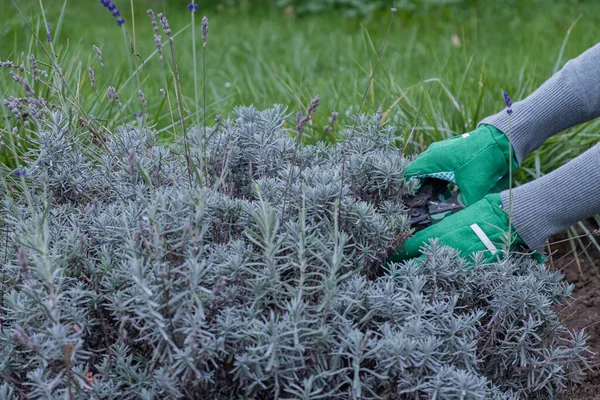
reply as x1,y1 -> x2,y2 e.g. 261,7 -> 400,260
501,143 -> 600,251
479,43 -> 600,164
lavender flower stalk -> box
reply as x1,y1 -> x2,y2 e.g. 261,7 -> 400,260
158,13 -> 173,43
282,95 -> 320,219
296,111 -> 303,134
157,10 -> 194,183
296,95 -> 320,135
45,23 -> 52,42
504,91 -> 513,115
28,55 -> 47,81
10,72 -> 34,96
13,168 -> 27,177
328,111 -> 339,125
147,9 -> 159,32
92,45 -> 104,67
88,67 -> 95,88
202,16 -> 209,48
100,0 -> 124,25
4,97 -> 23,119
503,90 -> 514,259
376,106 -> 383,121
324,110 -> 339,134
138,90 -> 147,107
154,35 -> 163,60
148,10 -> 164,61
107,86 -> 120,105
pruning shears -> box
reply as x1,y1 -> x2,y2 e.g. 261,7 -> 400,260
406,179 -> 465,230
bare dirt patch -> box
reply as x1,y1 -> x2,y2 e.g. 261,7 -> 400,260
553,239 -> 600,400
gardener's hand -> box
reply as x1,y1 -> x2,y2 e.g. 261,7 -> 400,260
388,193 -> 525,263
405,125 -> 518,206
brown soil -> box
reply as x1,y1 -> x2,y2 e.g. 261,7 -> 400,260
552,238 -> 600,400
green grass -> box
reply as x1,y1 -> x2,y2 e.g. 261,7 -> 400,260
2,1 -> 599,143
1,0 -> 599,257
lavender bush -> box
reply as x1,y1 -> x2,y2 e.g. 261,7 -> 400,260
0,107 -> 590,399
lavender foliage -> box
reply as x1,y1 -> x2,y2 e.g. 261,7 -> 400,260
0,108 -> 589,399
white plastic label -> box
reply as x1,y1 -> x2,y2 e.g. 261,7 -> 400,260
470,223 -> 498,254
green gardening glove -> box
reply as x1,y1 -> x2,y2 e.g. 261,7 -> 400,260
405,124 -> 518,206
388,193 -> 526,264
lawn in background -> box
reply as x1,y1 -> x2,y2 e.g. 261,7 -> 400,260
1,0 -> 600,173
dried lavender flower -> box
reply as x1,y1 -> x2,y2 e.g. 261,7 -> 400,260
296,95 -> 320,134
3,97 -> 22,119
306,95 -> 320,117
154,34 -> 163,58
10,71 -> 34,96
202,16 -> 209,47
45,23 -> 52,42
160,88 -> 166,99
0,60 -> 15,68
158,13 -> 172,37
324,110 -> 339,135
92,45 -> 104,67
88,67 -> 95,88
295,110 -> 304,134
28,55 -> 47,80
328,111 -> 339,125
4,95 -> 48,122
138,89 -> 147,107
107,85 -> 120,105
147,9 -> 159,32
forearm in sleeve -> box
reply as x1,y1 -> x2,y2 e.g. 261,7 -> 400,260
479,43 -> 600,164
501,143 -> 600,251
